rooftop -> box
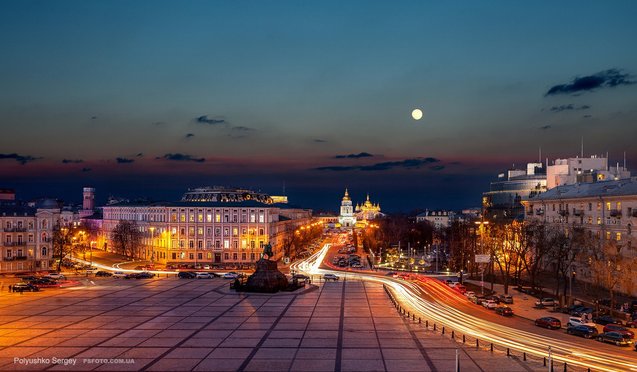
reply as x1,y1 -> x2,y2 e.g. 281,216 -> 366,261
530,178 -> 637,201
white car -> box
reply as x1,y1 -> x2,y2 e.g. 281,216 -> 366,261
112,271 -> 126,278
45,273 -> 66,280
535,298 -> 557,307
465,291 -> 475,298
195,272 -> 214,279
323,273 -> 340,281
223,272 -> 239,279
203,265 -> 211,270
567,317 -> 596,328
483,300 -> 498,309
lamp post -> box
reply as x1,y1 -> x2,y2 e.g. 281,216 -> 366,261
474,220 -> 489,295
149,227 -> 155,265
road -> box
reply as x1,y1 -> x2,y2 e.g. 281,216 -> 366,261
291,239 -> 637,372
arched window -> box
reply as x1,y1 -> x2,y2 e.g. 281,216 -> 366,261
41,247 -> 48,256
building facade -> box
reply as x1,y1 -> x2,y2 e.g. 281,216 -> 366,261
416,210 -> 453,229
100,187 -> 312,266
338,189 -> 356,228
355,194 -> 383,226
523,179 -> 637,296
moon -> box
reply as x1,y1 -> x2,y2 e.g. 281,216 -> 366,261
411,108 -> 423,120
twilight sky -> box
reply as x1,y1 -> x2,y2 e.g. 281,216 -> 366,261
1,1 -> 637,212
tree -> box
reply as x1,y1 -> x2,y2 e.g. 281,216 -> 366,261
518,221 -> 553,292
52,224 -> 73,272
111,220 -> 143,259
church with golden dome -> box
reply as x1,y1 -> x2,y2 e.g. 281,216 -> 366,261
337,189 -> 383,228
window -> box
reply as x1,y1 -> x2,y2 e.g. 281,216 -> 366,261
224,215 -> 229,223
241,253 -> 247,260
197,227 -> 203,235
224,228 -> 229,236
241,240 -> 247,249
171,213 -> 177,222
189,253 -> 194,259
172,252 -> 177,260
198,253 -> 203,260
259,213 -> 265,223
198,240 -> 203,249
41,247 -> 47,256
250,213 -> 256,223
259,228 -> 264,236
198,213 -> 203,222
189,227 -> 195,236
224,240 -> 230,249
189,214 -> 195,222
606,231 -> 611,240
215,227 -> 221,236
189,240 -> 194,248
207,240 -> 212,248
233,240 -> 238,249
606,202 -> 611,211
180,214 -> 186,222
233,215 -> 237,222
597,202 -> 601,211
616,232 -> 621,241
232,227 -> 238,237
616,202 -> 621,210
206,214 -> 212,222
215,213 -> 221,222
597,217 -> 601,225
224,253 -> 229,260
179,240 -> 184,248
233,253 -> 238,260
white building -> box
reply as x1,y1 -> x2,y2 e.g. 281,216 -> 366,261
416,210 -> 453,229
547,155 -> 630,189
338,189 -> 357,228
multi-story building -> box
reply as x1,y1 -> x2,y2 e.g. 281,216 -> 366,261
523,178 -> 637,296
547,155 -> 630,189
100,187 -> 312,266
416,210 -> 453,229
355,194 -> 383,226
0,199 -> 65,273
338,189 -> 356,228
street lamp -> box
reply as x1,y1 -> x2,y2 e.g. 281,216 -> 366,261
149,227 -> 155,265
474,220 -> 489,295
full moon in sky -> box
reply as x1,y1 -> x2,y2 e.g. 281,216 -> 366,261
411,108 -> 423,120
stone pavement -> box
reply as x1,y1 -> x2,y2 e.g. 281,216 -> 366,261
0,277 -> 545,371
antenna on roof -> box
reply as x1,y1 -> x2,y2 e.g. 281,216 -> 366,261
580,136 -> 584,158
624,151 -> 627,170
539,147 -> 542,163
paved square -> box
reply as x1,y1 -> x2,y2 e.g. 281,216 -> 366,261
0,277 -> 543,371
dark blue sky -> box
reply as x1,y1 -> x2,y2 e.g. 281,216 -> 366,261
1,1 -> 637,212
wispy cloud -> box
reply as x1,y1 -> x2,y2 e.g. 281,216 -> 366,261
196,115 -> 225,125
548,104 -> 590,112
313,139 -> 328,143
158,153 -> 205,162
232,126 -> 255,132
545,69 -> 634,96
62,159 -> 83,164
315,157 -> 440,172
136,153 -> 144,157
81,167 -> 92,172
185,133 -> 195,139
0,153 -> 41,165
116,157 -> 134,164
335,152 -> 374,159
539,124 -> 552,130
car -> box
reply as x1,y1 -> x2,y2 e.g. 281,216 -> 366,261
124,273 -> 140,279
137,272 -> 155,279
223,272 -> 240,279
95,271 -> 113,277
44,273 -> 66,280
292,274 -> 310,280
11,282 -> 40,292
323,274 -> 339,281
495,306 -> 514,316
597,332 -> 633,346
30,279 -> 60,288
85,268 -> 98,275
472,296 -> 486,305
499,295 -> 514,304
485,295 -> 501,304
535,317 -> 562,330
454,284 -> 467,294
603,324 -> 635,339
464,291 -> 475,298
134,265 -> 145,270
18,275 -> 38,282
567,325 -> 599,339
112,271 -> 126,278
571,307 -> 593,317
195,272 -> 214,279
483,300 -> 498,309
567,317 -> 596,328
594,315 -> 621,326
203,265 -> 211,270
535,298 -> 556,307
178,271 -> 196,279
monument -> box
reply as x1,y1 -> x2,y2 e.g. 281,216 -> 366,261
241,243 -> 289,293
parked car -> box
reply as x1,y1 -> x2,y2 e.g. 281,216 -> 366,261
597,332 -> 633,346
495,306 -> 514,316
454,284 -> 467,294
195,272 -> 214,279
18,275 -> 38,282
571,307 -> 594,317
535,317 -> 562,330
472,296 -> 486,305
124,273 -> 140,279
594,315 -> 621,326
485,295 -> 501,304
499,295 -> 514,304
292,274 -> 310,280
112,271 -> 126,278
44,273 -> 66,280
535,298 -> 556,307
603,324 -> 635,339
464,291 -> 475,298
567,325 -> 599,339
30,279 -> 60,288
203,265 -> 211,270
223,272 -> 240,279
482,300 -> 498,309
178,271 -> 196,279
137,272 -> 155,279
85,268 -> 98,275
323,273 -> 340,281
12,283 -> 40,292
567,317 -> 596,328
95,271 -> 113,277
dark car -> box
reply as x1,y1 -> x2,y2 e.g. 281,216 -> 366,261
137,272 -> 155,279
18,275 -> 38,282
95,271 -> 113,277
178,271 -> 196,279
30,279 -> 60,288
567,325 -> 598,339
603,324 -> 635,339
485,295 -> 501,304
597,332 -> 633,346
535,317 -> 561,330
594,315 -> 621,326
495,306 -> 513,316
292,274 -> 310,280
499,295 -> 514,304
12,283 -> 40,292
571,307 -> 593,317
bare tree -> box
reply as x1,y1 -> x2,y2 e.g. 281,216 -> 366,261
518,221 -> 553,292
51,224 -> 73,272
111,220 -> 142,259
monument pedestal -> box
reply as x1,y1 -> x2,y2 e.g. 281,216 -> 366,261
243,258 -> 289,293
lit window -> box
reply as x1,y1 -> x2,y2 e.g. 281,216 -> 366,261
224,240 -> 229,249
616,232 -> 621,241
206,214 -> 212,222
215,214 -> 221,223
606,231 -> 611,240
606,202 -> 611,211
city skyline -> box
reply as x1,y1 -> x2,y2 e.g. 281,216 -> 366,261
2,1 -> 637,211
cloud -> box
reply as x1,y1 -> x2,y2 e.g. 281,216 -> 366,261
91,116 -> 97,120
185,133 -> 195,139
116,157 -> 134,164
62,159 -> 83,164
539,125 -> 552,130
549,104 -> 591,112
583,115 -> 592,119
0,153 -> 41,165
315,157 -> 440,172
335,152 -> 374,159
196,115 -> 225,125
136,153 -> 144,157
313,139 -> 328,143
545,69 -> 634,96
430,165 -> 445,171
232,126 -> 255,131
151,121 -> 164,126
158,153 -> 205,162
81,167 -> 92,172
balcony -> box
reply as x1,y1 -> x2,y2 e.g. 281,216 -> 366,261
42,237 -> 52,243
3,241 -> 27,246
573,209 -> 584,217
3,256 -> 28,261
610,209 -> 622,218
558,210 -> 569,217
535,209 -> 544,215
3,227 -> 27,232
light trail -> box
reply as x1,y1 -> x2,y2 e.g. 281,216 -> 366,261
293,243 -> 637,372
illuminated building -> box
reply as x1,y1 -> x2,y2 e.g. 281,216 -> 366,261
355,194 -> 383,225
100,187 -> 311,266
338,189 -> 356,228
